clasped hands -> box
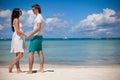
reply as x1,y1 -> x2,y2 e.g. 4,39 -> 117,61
25,34 -> 32,38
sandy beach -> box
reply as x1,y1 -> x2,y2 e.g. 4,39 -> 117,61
0,64 -> 120,80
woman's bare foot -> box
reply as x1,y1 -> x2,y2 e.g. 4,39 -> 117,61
8,66 -> 13,73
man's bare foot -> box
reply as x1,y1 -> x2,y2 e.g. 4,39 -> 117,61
38,67 -> 44,73
8,66 -> 13,73
17,69 -> 22,73
27,71 -> 32,74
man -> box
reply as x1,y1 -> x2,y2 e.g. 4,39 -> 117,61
27,4 -> 44,74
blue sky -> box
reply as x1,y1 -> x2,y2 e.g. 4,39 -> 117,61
0,0 -> 120,38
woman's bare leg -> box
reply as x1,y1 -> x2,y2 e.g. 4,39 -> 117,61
15,53 -> 22,73
9,52 -> 23,73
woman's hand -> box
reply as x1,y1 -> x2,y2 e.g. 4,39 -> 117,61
24,33 -> 28,37
26,34 -> 32,38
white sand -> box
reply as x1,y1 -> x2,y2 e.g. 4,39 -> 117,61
0,64 -> 120,80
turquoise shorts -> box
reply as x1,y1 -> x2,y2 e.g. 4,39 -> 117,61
29,36 -> 43,52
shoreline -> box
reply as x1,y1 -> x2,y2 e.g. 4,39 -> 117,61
1,38 -> 120,41
1,63 -> 120,68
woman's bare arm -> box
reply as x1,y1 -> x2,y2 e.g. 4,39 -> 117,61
13,18 -> 26,36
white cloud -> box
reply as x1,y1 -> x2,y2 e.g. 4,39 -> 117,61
0,9 -> 11,18
97,28 -> 107,32
46,17 -> 60,24
0,24 -> 3,30
45,17 -> 71,32
73,8 -> 117,31
43,17 -> 72,38
20,10 -> 35,27
71,8 -> 120,38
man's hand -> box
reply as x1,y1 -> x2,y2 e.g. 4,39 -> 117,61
26,34 -> 32,38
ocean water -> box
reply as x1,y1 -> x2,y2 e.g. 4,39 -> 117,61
0,40 -> 120,66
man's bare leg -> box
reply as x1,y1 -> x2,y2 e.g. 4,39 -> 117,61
27,52 -> 34,74
37,50 -> 44,73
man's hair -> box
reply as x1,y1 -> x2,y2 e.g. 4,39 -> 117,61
32,4 -> 41,14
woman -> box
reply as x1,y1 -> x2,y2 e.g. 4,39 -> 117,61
9,8 -> 26,73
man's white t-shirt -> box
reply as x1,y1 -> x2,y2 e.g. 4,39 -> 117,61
33,14 -> 44,36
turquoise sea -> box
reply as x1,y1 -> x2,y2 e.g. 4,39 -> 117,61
0,39 -> 120,66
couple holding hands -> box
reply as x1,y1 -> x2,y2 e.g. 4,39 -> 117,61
9,4 -> 44,74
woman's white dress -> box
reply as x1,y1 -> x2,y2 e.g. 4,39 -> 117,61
10,23 -> 25,53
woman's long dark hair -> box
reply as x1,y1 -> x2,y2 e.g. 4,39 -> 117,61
11,8 -> 20,32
